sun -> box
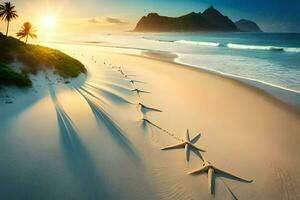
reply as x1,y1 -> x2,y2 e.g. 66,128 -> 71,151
42,16 -> 56,29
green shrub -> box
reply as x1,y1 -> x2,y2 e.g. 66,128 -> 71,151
0,63 -> 32,87
0,33 -> 86,78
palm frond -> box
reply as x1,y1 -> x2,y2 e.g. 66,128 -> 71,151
0,2 -> 18,22
16,22 -> 38,42
29,33 -> 37,39
16,31 -> 26,39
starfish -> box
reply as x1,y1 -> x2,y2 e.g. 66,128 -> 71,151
138,102 -> 162,113
161,129 -> 205,161
129,79 -> 136,84
131,88 -> 150,97
118,69 -> 125,75
188,161 -> 253,194
128,80 -> 145,85
112,66 -> 120,70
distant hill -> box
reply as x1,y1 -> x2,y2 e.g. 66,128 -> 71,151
133,6 -> 260,32
235,19 -> 262,32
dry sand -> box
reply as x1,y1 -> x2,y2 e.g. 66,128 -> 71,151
0,43 -> 299,200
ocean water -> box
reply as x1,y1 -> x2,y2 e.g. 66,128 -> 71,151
142,33 -> 300,92
40,32 -> 300,108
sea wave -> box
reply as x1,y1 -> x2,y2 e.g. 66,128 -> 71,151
142,37 -> 175,43
227,43 -> 284,51
174,40 -> 221,47
227,43 -> 300,53
174,53 -> 300,95
169,39 -> 300,53
284,47 -> 300,53
145,38 -> 300,53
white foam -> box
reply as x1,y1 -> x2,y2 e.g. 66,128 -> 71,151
284,47 -> 300,53
227,43 -> 300,53
227,43 -> 284,51
175,40 -> 220,47
174,53 -> 300,95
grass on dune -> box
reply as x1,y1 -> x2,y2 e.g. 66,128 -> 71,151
0,33 -> 86,87
0,63 -> 32,87
16,44 -> 87,78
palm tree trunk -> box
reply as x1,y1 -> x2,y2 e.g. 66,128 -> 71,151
25,35 -> 28,44
6,21 -> 10,36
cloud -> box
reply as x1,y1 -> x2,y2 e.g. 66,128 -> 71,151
87,17 -> 128,26
106,17 -> 128,25
88,18 -> 100,23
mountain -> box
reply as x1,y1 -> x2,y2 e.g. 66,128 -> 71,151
235,19 -> 263,32
133,6 -> 238,32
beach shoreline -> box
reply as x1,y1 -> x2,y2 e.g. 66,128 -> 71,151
133,49 -> 300,112
37,38 -> 300,110
1,43 -> 299,199
100,50 -> 300,199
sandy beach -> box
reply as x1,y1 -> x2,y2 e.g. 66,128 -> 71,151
0,43 -> 300,200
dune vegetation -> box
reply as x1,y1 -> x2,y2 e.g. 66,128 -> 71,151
0,62 -> 31,87
0,33 -> 87,87
0,2 -> 86,87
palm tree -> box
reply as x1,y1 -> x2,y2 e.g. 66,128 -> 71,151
16,22 -> 37,43
0,2 -> 18,36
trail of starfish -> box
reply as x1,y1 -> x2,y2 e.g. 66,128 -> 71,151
105,61 -> 253,198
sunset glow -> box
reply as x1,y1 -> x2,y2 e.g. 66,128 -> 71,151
42,16 -> 56,29
0,1 -> 300,200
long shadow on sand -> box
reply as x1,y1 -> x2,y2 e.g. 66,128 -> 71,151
128,79 -> 146,84
140,118 -> 180,140
132,88 -> 151,94
84,83 -> 133,105
141,118 -> 167,133
218,178 -> 239,200
91,80 -> 134,92
78,86 -> 108,105
49,86 -> 112,199
75,88 -> 140,163
138,103 -> 162,113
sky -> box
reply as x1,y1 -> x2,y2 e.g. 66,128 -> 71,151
1,0 -> 300,36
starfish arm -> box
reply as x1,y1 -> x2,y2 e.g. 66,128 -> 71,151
191,133 -> 201,144
188,166 -> 209,174
140,90 -> 150,93
190,147 -> 205,161
208,168 -> 215,194
185,129 -> 190,142
185,144 -> 190,161
214,167 -> 253,183
140,104 -> 162,112
136,91 -> 140,97
189,143 -> 206,152
161,142 -> 185,150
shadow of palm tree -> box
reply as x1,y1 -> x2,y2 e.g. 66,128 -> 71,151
91,80 -> 133,92
79,86 -> 108,105
84,83 -> 133,105
49,85 -> 112,199
75,88 -> 140,164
